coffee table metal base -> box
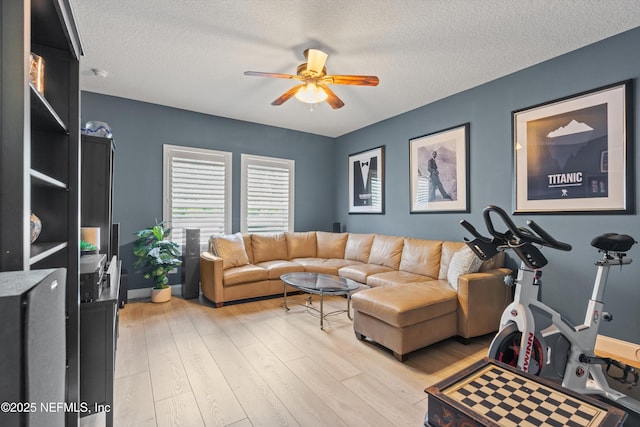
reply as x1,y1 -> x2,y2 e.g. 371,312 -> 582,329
283,287 -> 353,329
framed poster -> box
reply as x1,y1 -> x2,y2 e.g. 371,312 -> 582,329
514,80 -> 633,214
348,146 -> 384,214
409,123 -> 469,213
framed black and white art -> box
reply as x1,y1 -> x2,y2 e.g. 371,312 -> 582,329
348,146 -> 384,214
409,124 -> 470,213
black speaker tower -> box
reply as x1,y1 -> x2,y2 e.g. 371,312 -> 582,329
0,269 -> 66,427
182,229 -> 201,299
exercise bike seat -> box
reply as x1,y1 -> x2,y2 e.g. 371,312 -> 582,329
591,233 -> 636,252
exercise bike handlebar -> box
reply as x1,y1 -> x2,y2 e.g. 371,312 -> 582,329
526,219 -> 572,251
460,206 -> 571,267
482,205 -> 572,251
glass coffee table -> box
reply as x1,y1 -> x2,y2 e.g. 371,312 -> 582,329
281,272 -> 360,329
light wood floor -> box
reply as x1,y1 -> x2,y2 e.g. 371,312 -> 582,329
110,295 -> 492,427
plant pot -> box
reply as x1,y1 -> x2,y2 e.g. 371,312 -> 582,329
151,287 -> 171,303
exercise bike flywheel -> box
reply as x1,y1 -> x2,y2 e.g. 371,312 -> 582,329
489,325 -> 545,376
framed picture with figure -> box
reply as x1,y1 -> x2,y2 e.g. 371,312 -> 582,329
409,123 -> 470,213
348,146 -> 384,214
513,80 -> 633,214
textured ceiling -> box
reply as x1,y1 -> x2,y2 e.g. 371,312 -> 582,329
71,0 -> 640,138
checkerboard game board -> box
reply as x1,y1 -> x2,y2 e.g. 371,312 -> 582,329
425,358 -> 626,427
445,365 -> 605,426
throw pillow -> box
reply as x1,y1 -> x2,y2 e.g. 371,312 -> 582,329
211,233 -> 249,270
447,245 -> 483,290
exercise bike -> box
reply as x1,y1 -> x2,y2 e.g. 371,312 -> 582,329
460,205 -> 640,414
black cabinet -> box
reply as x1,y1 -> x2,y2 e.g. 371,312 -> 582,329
81,135 -> 115,258
80,124 -> 120,427
80,258 -> 120,427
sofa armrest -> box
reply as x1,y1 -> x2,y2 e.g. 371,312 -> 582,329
200,252 -> 224,306
456,267 -> 512,339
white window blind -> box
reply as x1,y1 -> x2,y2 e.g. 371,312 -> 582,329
241,154 -> 294,233
163,145 -> 231,246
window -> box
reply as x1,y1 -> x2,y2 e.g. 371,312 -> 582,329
163,145 -> 232,247
241,154 -> 294,233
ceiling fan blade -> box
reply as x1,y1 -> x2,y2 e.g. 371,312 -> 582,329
244,71 -> 300,80
319,85 -> 344,109
305,49 -> 328,74
271,84 -> 304,106
323,75 -> 379,86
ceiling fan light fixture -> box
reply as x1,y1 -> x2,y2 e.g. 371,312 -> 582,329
295,83 -> 328,104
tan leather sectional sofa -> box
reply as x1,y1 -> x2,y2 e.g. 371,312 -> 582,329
200,231 -> 511,360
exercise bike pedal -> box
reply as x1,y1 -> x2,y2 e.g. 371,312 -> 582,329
580,354 -> 639,387
607,360 -> 639,387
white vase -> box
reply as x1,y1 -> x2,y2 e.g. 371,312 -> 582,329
151,287 -> 171,303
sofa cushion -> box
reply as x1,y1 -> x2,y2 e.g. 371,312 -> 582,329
210,233 -> 250,270
242,234 -> 254,264
352,281 -> 457,328
223,264 -> 268,286
399,238 -> 442,278
251,233 -> 288,263
366,270 -> 435,288
317,231 -> 348,259
255,260 -> 305,280
438,241 -> 466,280
439,241 -> 503,279
368,235 -> 404,269
293,258 -> 361,275
344,233 -> 375,262
285,232 -> 317,259
447,245 -> 483,289
339,264 -> 394,284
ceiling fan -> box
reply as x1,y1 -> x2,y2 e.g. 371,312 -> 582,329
244,48 -> 379,109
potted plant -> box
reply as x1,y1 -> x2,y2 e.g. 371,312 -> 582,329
132,221 -> 182,303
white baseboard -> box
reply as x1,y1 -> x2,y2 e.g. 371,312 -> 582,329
127,284 -> 182,300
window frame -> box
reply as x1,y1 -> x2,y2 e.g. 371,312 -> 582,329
163,144 -> 232,247
240,153 -> 295,234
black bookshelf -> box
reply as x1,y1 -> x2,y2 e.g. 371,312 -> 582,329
0,1 -> 83,425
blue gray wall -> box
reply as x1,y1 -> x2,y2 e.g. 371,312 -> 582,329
80,94 -> 335,290
82,26 -> 639,342
334,27 -> 640,343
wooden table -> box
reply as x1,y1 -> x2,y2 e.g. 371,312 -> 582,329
425,357 -> 626,426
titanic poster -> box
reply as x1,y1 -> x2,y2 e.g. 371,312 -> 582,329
526,104 -> 608,200
514,82 -> 629,214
